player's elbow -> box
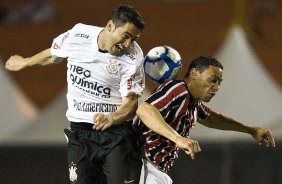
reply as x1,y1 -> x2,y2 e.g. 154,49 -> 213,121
136,102 -> 150,118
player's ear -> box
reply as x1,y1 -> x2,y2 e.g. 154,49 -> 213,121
106,20 -> 115,32
190,68 -> 198,80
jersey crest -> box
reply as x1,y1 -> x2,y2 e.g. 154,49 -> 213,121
106,60 -> 119,75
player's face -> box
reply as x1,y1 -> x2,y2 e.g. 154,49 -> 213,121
106,21 -> 141,55
193,66 -> 223,102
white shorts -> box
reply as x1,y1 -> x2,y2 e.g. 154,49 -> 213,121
139,159 -> 173,184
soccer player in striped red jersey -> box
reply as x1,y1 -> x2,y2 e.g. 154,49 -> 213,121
133,56 -> 275,184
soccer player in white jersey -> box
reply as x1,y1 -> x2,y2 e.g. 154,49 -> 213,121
5,5 -> 145,184
133,56 -> 275,184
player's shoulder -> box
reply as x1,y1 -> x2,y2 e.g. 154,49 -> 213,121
65,23 -> 103,46
175,80 -> 188,90
70,23 -> 102,38
166,80 -> 186,86
160,80 -> 187,92
132,41 -> 143,56
124,42 -> 143,61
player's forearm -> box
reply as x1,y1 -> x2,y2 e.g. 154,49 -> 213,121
199,111 -> 254,134
136,102 -> 181,143
25,48 -> 59,67
109,94 -> 138,125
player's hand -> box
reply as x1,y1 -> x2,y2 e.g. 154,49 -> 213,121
5,55 -> 27,71
250,127 -> 276,147
175,136 -> 201,160
93,113 -> 114,131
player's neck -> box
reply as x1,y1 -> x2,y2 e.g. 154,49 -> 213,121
187,80 -> 199,101
97,29 -> 107,52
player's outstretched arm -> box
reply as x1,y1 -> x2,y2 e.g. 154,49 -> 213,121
198,111 -> 276,147
5,48 -> 63,71
136,102 -> 201,159
249,126 -> 276,147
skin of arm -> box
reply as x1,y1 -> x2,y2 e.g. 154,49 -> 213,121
93,93 -> 139,131
198,111 -> 276,147
136,102 -> 201,159
5,48 -> 63,71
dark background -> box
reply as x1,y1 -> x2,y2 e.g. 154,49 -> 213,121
0,1 -> 281,183
0,142 -> 281,184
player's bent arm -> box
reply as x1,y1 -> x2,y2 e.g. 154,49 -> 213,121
136,102 -> 201,159
136,102 -> 181,142
5,48 -> 63,71
198,111 -> 276,147
93,93 -> 139,131
110,93 -> 139,124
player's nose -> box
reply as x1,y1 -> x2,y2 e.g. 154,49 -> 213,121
123,39 -> 132,48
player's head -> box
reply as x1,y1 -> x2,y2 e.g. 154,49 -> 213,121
184,56 -> 223,102
101,5 -> 145,56
109,5 -> 145,31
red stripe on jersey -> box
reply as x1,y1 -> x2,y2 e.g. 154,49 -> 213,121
152,82 -> 187,110
139,80 -> 211,173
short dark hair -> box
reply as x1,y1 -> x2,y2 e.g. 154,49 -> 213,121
109,5 -> 145,31
184,56 -> 223,78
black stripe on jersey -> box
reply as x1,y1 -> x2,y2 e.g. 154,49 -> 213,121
148,133 -> 160,141
197,103 -> 211,119
177,115 -> 187,135
162,94 -> 187,123
146,80 -> 182,104
133,119 -> 147,134
158,144 -> 172,170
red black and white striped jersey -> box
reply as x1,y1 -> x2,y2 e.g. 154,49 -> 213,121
133,80 -> 211,173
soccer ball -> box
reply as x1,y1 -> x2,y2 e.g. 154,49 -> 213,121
144,46 -> 182,84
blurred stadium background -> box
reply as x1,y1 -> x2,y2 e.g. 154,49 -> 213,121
0,0 -> 281,183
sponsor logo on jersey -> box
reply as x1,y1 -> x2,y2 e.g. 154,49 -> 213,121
53,32 -> 69,49
69,64 -> 111,98
127,74 -> 135,90
73,100 -> 118,112
74,33 -> 90,39
125,52 -> 135,60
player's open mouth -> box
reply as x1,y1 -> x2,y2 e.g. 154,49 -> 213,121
115,44 -> 124,53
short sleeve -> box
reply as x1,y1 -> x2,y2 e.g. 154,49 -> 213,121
119,57 -> 145,97
50,23 -> 97,59
118,42 -> 145,97
50,30 -> 71,58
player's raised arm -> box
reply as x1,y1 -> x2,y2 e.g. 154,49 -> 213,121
198,110 -> 276,147
5,48 -> 63,71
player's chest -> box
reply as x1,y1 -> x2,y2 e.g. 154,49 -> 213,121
68,58 -> 123,81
